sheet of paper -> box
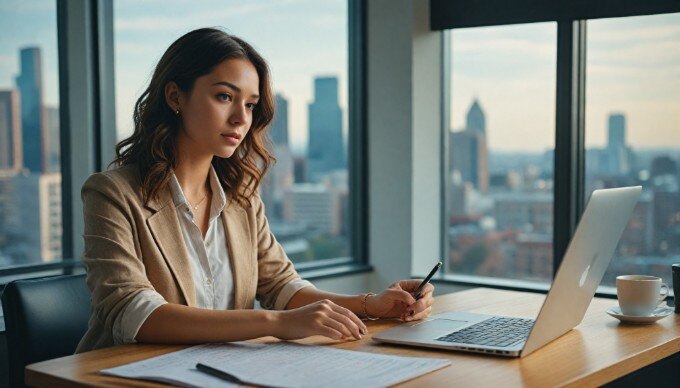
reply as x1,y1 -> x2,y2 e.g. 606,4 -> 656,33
102,341 -> 450,387
197,342 -> 451,387
100,343 -> 244,387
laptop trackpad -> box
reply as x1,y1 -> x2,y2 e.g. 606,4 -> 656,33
406,318 -> 470,340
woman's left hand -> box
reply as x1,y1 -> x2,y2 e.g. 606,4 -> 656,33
366,280 -> 435,321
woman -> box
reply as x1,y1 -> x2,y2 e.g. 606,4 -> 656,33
76,27 -> 434,353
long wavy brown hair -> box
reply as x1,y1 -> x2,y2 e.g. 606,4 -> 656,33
111,28 -> 274,207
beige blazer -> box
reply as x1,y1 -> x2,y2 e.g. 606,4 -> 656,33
76,164 -> 302,353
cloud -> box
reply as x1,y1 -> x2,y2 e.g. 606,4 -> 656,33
589,23 -> 680,45
454,38 -> 554,58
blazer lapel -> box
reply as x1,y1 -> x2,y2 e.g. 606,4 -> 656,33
222,201 -> 252,310
145,187 -> 196,307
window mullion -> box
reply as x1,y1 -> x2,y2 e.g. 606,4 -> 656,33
553,20 -> 586,277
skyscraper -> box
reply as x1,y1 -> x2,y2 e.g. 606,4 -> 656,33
450,99 -> 489,193
39,172 -> 62,261
45,106 -> 60,172
606,113 -> 631,176
466,99 -> 486,134
307,76 -> 344,182
270,94 -> 289,146
261,93 -> 293,221
0,89 -> 23,171
15,47 -> 47,173
608,114 -> 625,149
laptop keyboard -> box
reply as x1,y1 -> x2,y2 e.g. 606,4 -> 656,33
436,317 -> 534,348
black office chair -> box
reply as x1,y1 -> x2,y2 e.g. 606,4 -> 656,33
1,274 -> 91,387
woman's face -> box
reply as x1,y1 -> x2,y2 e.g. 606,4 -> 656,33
175,58 -> 260,159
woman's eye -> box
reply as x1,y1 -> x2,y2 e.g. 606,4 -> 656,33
246,102 -> 258,110
217,93 -> 232,101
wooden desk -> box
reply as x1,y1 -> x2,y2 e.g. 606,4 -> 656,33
26,288 -> 680,387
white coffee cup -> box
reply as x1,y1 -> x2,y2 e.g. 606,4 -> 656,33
616,275 -> 669,316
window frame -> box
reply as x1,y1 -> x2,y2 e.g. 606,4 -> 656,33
0,0 -> 370,281
435,0 -> 680,298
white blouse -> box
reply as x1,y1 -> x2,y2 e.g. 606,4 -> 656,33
112,166 -> 313,344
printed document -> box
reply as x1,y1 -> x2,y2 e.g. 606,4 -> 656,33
101,341 -> 451,387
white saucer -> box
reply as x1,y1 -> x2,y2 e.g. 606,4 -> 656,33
606,305 -> 674,324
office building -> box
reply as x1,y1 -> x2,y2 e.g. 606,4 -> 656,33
605,113 -> 632,176
493,192 -> 553,234
0,89 -> 23,172
270,93 -> 289,146
0,172 -> 42,265
653,191 -> 680,254
39,172 -> 62,261
307,76 -> 345,182
649,155 -> 677,178
283,183 -> 342,236
45,106 -> 60,172
15,47 -> 48,173
293,155 -> 308,183
261,144 -> 295,221
617,191 -> 654,256
514,233 -> 553,280
262,93 -> 295,220
450,99 -> 489,193
466,99 -> 486,134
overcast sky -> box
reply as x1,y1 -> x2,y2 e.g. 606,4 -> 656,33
1,1 -> 678,154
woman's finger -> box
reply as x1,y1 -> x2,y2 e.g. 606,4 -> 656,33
421,283 -> 435,295
318,324 -> 344,340
321,315 -> 355,339
405,293 -> 434,316
396,279 -> 424,292
387,288 -> 417,306
409,306 -> 432,321
328,303 -> 367,334
327,310 -> 362,339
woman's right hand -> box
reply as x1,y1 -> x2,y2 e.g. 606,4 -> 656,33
274,299 -> 368,341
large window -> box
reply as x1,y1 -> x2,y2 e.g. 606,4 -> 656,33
585,13 -> 680,288
445,23 -> 556,284
114,0 -> 356,265
436,1 -> 680,294
0,0 -> 62,268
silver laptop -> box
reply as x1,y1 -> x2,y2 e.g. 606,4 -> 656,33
374,186 -> 642,357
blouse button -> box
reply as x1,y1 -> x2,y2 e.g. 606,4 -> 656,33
206,277 -> 213,285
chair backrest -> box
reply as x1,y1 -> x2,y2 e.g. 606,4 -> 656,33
1,274 -> 90,387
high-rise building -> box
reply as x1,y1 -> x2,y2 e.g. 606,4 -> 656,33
466,99 -> 486,134
0,89 -> 23,171
45,106 -> 60,172
605,113 -> 631,176
0,172 -> 42,265
283,183 -> 342,236
450,99 -> 489,193
307,76 -> 344,182
262,94 -> 294,221
293,155 -> 307,183
270,94 -> 289,146
653,191 -> 680,255
650,155 -> 677,179
15,47 -> 47,173
39,172 -> 62,261
494,192 -> 553,234
261,144 -> 294,221
608,114 -> 625,149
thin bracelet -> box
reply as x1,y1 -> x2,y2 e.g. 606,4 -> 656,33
362,292 -> 380,320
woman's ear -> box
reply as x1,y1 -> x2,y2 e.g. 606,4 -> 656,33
164,81 -> 181,113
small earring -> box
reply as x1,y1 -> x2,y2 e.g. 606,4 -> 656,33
175,108 -> 180,116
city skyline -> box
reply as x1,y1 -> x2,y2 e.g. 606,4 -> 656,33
1,1 -> 679,156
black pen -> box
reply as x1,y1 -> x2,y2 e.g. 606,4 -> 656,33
413,261 -> 442,301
